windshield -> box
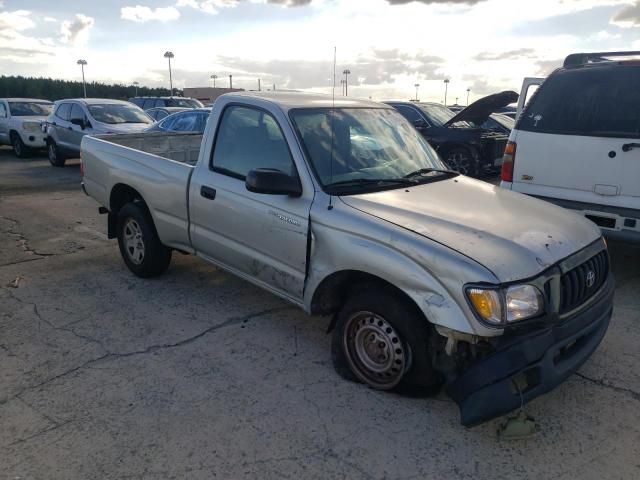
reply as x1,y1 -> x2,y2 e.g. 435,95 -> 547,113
167,98 -> 203,108
88,104 -> 152,124
290,108 -> 447,191
8,102 -> 53,116
492,114 -> 515,130
417,103 -> 472,128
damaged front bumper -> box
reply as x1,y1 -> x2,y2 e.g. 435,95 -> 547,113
447,272 -> 614,427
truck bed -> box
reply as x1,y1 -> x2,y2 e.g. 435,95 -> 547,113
81,132 -> 204,253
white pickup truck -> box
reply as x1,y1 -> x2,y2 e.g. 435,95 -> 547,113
81,92 -> 614,426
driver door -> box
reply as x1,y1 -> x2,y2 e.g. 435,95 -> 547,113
189,104 -> 313,302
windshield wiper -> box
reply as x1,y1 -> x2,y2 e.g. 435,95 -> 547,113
325,178 -> 416,189
403,168 -> 458,179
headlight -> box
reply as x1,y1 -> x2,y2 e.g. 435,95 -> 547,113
466,284 -> 543,326
23,122 -> 41,132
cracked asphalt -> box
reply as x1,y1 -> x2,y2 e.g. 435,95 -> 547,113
1,147 -> 639,480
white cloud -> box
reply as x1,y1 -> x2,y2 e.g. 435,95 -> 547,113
43,17 -> 57,23
121,5 -> 181,22
0,10 -> 35,33
61,14 -> 95,46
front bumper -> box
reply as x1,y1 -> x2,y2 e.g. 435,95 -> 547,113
20,131 -> 47,148
447,272 -> 614,427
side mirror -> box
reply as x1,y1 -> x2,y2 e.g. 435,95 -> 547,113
413,119 -> 428,129
246,168 -> 302,197
70,118 -> 86,129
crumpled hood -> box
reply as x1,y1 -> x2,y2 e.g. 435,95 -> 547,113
445,91 -> 518,127
340,176 -> 601,282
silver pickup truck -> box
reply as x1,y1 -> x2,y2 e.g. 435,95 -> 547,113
81,92 -> 614,426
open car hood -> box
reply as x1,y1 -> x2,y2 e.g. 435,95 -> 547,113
444,91 -> 519,127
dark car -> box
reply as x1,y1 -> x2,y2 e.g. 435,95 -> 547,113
145,108 -> 211,133
129,96 -> 204,110
386,91 -> 518,176
145,106 -> 191,121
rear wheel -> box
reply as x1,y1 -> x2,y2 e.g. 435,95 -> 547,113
332,287 -> 442,395
48,140 -> 66,167
117,203 -> 172,278
443,147 -> 479,176
11,133 -> 30,159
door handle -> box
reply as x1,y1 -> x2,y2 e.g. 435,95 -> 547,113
200,186 -> 216,200
622,143 -> 640,152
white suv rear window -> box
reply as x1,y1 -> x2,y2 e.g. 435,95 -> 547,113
518,66 -> 640,139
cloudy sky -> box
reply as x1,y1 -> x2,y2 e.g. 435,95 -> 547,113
1,0 -> 639,103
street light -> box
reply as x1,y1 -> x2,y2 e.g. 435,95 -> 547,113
229,74 -> 233,88
343,69 -> 351,96
163,51 -> 174,96
444,78 -> 450,106
414,83 -> 420,102
258,78 -> 261,92
133,81 -> 139,96
455,96 -> 459,105
77,59 -> 87,98
466,87 -> 471,106
340,79 -> 345,96
210,74 -> 217,88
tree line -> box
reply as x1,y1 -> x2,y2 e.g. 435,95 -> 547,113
0,76 -> 177,101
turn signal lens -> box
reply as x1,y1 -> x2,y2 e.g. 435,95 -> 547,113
467,288 -> 502,324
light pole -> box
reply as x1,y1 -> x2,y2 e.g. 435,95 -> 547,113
340,79 -> 345,96
77,59 -> 87,98
455,96 -> 459,105
163,51 -> 174,96
414,83 -> 420,102
133,81 -> 139,96
229,75 -> 233,88
211,74 -> 217,88
258,78 -> 261,91
466,87 -> 471,106
343,69 -> 351,96
444,78 -> 450,106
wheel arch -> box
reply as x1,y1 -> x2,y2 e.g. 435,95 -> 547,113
108,183 -> 150,239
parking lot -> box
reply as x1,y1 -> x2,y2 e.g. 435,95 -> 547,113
1,147 -> 639,479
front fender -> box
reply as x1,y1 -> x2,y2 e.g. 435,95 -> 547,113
303,212 -> 500,337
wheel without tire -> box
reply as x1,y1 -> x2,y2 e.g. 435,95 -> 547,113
443,147 -> 479,176
11,133 -> 30,159
48,140 -> 66,167
332,287 -> 442,395
117,203 -> 172,278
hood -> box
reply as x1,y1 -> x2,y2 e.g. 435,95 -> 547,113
15,115 -> 47,124
444,91 -> 518,127
340,176 -> 601,282
96,122 -> 150,133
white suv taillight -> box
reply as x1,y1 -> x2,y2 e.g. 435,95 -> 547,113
501,141 -> 516,182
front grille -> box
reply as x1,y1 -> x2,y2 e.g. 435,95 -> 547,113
559,250 -> 608,314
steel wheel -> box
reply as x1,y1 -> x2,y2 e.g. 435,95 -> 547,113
342,311 -> 408,389
123,218 -> 145,265
445,148 -> 473,175
12,136 -> 22,157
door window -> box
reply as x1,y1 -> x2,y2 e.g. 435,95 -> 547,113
394,105 -> 424,124
154,99 -> 166,108
211,106 -> 296,179
519,66 -> 640,138
0,103 -> 6,118
55,103 -> 71,121
171,112 -> 198,131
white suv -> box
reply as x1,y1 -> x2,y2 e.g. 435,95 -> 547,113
0,98 -> 52,158
501,51 -> 640,243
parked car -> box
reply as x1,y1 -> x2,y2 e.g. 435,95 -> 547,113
386,91 -> 518,176
81,92 -> 613,426
144,108 -> 211,133
0,98 -> 53,158
45,99 -> 153,167
481,113 -> 515,135
501,51 -> 640,244
129,96 -> 203,110
145,106 -> 191,121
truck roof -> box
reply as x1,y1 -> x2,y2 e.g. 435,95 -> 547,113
223,91 -> 388,110
1,98 -> 53,103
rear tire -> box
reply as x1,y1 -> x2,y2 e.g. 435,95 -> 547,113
331,286 -> 442,396
11,133 -> 30,159
47,140 -> 66,167
117,203 -> 172,278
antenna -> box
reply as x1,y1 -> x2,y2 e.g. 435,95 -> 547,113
328,46 -> 336,210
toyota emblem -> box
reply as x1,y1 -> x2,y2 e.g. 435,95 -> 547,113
586,271 -> 596,288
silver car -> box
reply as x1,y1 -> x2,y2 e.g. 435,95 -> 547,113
45,98 -> 153,167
